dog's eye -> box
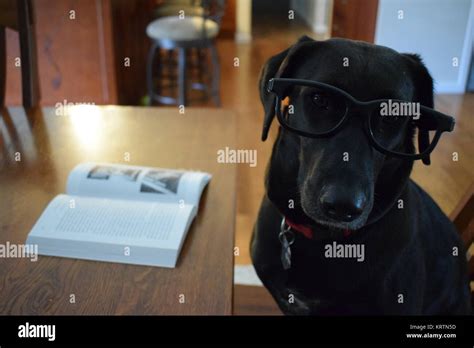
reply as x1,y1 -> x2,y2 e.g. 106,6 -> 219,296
311,94 -> 329,109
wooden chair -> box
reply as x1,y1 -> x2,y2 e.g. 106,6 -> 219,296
450,183 -> 474,297
0,0 -> 39,109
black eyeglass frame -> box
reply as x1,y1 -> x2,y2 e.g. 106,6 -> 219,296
267,78 -> 455,160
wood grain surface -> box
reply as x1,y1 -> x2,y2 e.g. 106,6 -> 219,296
0,106 -> 236,315
5,0 -> 118,105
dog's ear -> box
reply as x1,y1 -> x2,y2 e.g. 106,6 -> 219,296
402,53 -> 434,165
259,35 -> 315,141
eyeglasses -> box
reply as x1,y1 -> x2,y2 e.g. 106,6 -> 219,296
267,78 -> 455,161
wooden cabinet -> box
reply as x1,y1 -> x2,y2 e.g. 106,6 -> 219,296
219,0 -> 236,38
5,0 -> 117,105
331,0 -> 379,43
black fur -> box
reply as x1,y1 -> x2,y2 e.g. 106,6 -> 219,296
251,37 -> 471,315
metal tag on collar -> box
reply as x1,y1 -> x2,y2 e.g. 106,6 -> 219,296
279,217 -> 295,270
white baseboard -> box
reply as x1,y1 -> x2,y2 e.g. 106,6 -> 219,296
234,264 -> 263,286
235,32 -> 252,44
434,81 -> 469,94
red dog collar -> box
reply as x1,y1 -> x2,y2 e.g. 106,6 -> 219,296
285,217 -> 352,239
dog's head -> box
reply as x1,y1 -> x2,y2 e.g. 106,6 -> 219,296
260,36 -> 434,237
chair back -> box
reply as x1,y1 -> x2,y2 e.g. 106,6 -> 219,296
198,0 -> 226,40
202,0 -> 226,26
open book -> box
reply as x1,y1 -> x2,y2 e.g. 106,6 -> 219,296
26,163 -> 211,268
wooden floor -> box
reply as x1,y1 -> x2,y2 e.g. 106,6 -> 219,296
233,285 -> 282,315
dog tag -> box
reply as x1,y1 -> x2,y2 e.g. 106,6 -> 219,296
279,218 -> 295,270
280,237 -> 292,270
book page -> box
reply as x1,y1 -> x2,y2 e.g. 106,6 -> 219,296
66,162 -> 211,207
27,194 -> 196,251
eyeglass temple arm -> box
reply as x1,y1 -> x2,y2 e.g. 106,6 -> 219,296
416,108 -> 455,132
267,78 -> 294,96
266,78 -> 275,93
417,110 -> 455,165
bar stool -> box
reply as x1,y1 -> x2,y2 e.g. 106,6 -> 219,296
146,0 -> 225,106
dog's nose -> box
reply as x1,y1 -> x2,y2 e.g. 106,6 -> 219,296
319,187 -> 366,222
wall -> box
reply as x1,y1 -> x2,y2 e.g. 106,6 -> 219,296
236,0 -> 252,42
290,0 -> 332,35
375,0 -> 473,93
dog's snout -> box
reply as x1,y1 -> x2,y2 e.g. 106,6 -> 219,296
319,186 -> 366,222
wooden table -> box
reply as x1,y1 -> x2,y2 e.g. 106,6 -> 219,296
0,106 -> 236,315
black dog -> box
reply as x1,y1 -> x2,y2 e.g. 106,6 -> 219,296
251,36 -> 471,315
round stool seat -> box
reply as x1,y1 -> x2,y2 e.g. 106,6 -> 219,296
146,16 -> 219,41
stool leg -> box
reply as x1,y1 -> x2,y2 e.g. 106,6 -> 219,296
209,43 -> 221,107
155,47 -> 162,96
178,47 -> 187,106
18,0 -> 40,109
167,50 -> 174,82
197,48 -> 206,87
146,42 -> 159,105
